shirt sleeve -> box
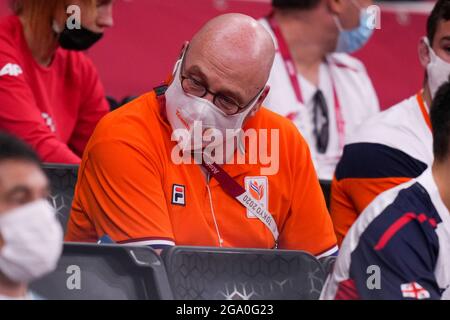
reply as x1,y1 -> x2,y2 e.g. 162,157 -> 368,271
331,176 -> 410,246
65,139 -> 175,249
331,142 -> 428,245
0,51 -> 80,163
278,124 -> 338,257
68,56 -> 109,158
349,213 -> 442,300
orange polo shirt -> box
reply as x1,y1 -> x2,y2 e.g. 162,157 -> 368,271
65,90 -> 337,256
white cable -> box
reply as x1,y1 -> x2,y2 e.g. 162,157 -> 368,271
206,183 -> 224,247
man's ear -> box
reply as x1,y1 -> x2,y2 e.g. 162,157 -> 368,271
418,37 -> 431,69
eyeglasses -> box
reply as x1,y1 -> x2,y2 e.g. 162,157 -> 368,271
313,90 -> 329,154
179,55 -> 263,115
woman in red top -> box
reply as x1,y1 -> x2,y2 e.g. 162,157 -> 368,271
0,0 -> 114,163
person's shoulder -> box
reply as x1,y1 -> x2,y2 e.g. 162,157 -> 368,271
352,176 -> 440,253
0,16 -> 23,60
253,106 -> 302,135
345,178 -> 420,243
364,171 -> 439,228
0,15 -> 21,42
84,91 -> 170,168
367,179 -> 420,215
327,52 -> 367,73
347,95 -> 422,145
339,176 -> 440,294
98,91 -> 158,127
89,91 -> 160,145
248,107 -> 309,158
336,95 -> 429,181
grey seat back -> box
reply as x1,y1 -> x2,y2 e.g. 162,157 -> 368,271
43,164 -> 78,232
31,243 -> 173,300
162,246 -> 327,300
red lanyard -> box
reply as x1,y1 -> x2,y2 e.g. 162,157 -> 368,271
267,14 -> 346,149
154,86 -> 279,247
202,161 -> 279,247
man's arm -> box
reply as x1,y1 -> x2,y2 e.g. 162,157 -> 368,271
278,127 -> 337,257
68,57 -> 109,157
65,139 -> 175,250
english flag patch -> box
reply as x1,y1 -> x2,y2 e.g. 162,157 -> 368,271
401,282 -> 430,300
172,184 -> 186,206
244,176 -> 268,219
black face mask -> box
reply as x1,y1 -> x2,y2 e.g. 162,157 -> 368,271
58,25 -> 103,51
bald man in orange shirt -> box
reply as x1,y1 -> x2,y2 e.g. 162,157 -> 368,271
66,13 -> 337,258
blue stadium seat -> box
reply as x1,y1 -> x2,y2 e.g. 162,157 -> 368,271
30,243 -> 174,300
162,246 -> 327,300
43,164 -> 79,232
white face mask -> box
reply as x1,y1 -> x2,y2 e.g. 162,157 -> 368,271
165,56 -> 264,155
0,200 -> 63,284
424,37 -> 450,99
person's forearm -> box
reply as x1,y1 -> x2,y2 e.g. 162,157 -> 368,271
33,137 -> 81,164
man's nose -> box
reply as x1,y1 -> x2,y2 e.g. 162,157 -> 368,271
203,91 -> 216,104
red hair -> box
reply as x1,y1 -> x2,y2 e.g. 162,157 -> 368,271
11,0 -> 96,57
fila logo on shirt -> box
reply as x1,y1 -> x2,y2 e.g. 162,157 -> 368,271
172,184 -> 186,206
244,176 -> 268,219
0,63 -> 23,77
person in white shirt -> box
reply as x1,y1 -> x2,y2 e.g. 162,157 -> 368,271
0,132 -> 62,300
320,79 -> 450,300
260,0 -> 380,180
330,0 -> 450,245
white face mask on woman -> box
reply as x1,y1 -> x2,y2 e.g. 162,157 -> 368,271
0,200 -> 63,283
165,56 -> 263,155
424,37 -> 450,99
